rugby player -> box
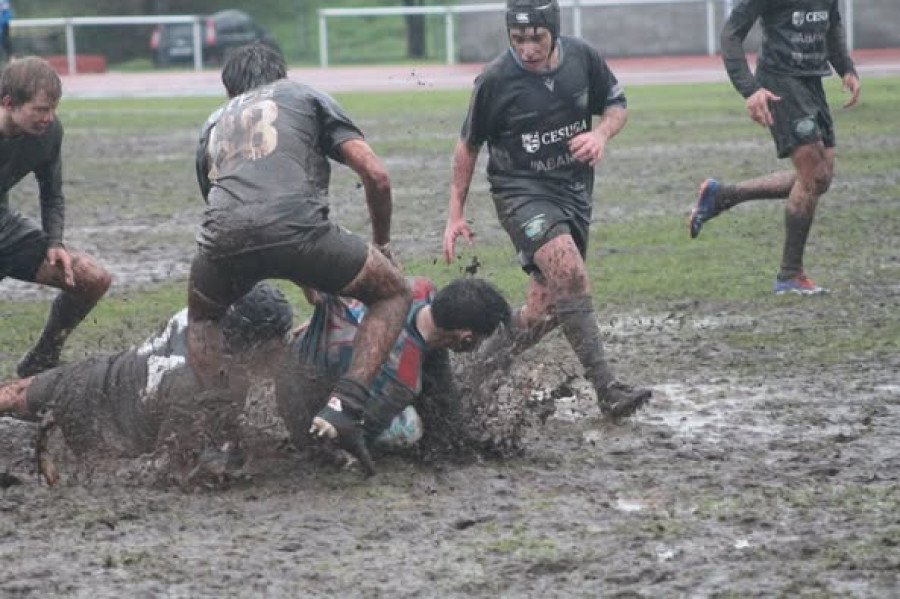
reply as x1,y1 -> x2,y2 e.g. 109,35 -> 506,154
1,56 -> 111,376
689,0 -> 860,294
441,0 -> 651,418
189,43 -> 410,471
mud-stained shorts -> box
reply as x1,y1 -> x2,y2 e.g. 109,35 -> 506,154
191,222 -> 369,320
757,69 -> 834,159
494,197 -> 590,274
0,214 -> 49,282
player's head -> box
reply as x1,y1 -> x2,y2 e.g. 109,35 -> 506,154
221,42 -> 287,98
221,282 -> 293,354
431,278 -> 511,352
506,0 -> 560,50
0,57 -> 61,136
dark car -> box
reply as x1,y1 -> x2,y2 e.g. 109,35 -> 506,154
150,9 -> 280,67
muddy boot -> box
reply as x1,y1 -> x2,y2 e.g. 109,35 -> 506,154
556,295 -> 651,418
17,292 -> 95,377
596,381 -> 652,418
309,376 -> 375,477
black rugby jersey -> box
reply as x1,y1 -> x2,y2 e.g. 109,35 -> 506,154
0,119 -> 65,248
195,79 -> 364,257
461,36 -> 625,214
722,0 -> 856,98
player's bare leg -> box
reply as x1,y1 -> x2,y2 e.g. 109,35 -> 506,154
18,251 -> 111,377
532,234 -> 650,417
308,245 -> 410,475
773,143 -> 834,292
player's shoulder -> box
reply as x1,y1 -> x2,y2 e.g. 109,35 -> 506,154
480,50 -> 518,82
561,36 -> 605,63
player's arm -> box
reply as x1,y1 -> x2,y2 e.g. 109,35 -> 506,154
720,0 -> 764,99
569,104 -> 626,167
339,138 -> 392,249
826,5 -> 860,109
443,138 -> 480,264
35,138 -> 75,285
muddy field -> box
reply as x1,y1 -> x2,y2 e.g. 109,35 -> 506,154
2,74 -> 900,597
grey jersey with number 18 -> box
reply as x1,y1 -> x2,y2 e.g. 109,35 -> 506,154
195,78 -> 364,258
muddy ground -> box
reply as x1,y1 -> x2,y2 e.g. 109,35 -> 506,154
2,83 -> 900,597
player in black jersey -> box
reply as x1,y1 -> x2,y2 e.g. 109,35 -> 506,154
190,44 -> 410,475
0,57 -> 111,377
442,0 -> 651,418
689,0 -> 860,294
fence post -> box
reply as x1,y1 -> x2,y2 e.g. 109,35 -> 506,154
318,12 -> 328,68
192,17 -> 202,71
572,0 -> 582,38
844,0 -> 854,51
65,20 -> 76,75
445,8 -> 455,65
705,0 -> 716,55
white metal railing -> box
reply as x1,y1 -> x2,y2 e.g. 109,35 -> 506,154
318,0 -> 719,67
9,1 -> 858,74
318,0 -> 858,68
11,15 -> 204,74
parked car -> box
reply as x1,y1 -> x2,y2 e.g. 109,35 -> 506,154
150,9 -> 280,67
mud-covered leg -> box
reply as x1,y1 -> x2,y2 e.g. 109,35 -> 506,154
18,251 -> 111,377
533,235 -> 650,418
309,245 -> 411,476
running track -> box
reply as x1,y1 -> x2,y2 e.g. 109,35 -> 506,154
61,48 -> 900,99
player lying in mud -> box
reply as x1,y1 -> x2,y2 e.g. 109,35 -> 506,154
0,277 -> 512,483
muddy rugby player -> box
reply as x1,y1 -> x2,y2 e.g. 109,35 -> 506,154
1,57 -> 111,377
0,278 -> 510,481
443,0 -> 651,418
188,43 -> 411,474
689,0 -> 860,294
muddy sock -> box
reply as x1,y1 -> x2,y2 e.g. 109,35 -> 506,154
30,292 -> 97,360
556,295 -> 614,390
778,209 -> 813,280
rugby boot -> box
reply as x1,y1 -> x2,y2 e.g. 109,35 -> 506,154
688,178 -> 723,239
596,380 -> 652,419
773,271 -> 828,295
309,377 -> 375,476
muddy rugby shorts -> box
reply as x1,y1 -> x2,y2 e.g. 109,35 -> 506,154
0,213 -> 50,282
756,69 -> 835,159
191,222 -> 368,320
495,197 -> 589,274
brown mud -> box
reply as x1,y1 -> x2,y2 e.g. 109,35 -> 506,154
3,87 -> 900,596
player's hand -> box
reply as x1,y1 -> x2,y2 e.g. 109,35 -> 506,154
45,247 -> 74,287
442,217 -> 473,264
842,72 -> 860,108
569,130 -> 607,167
746,88 -> 781,127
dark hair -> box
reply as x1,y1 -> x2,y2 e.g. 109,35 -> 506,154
431,278 -> 511,336
221,43 -> 287,98
0,56 -> 63,107
506,0 -> 561,42
221,282 -> 293,353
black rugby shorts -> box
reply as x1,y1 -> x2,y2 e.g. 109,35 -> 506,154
757,69 -> 835,159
